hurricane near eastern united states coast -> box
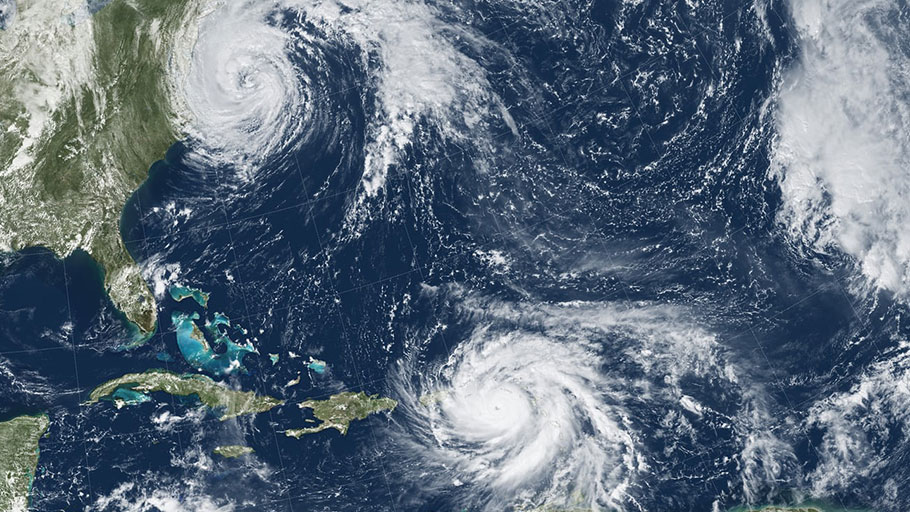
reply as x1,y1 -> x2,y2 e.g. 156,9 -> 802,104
170,0 -> 507,197
174,0 -> 312,170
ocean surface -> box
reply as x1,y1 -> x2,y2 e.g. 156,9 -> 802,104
2,0 -> 909,510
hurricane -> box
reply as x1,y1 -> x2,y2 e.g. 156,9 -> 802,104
408,329 -> 637,509
173,0 -> 505,189
8,0 -> 910,510
390,294 -> 762,510
171,0 -> 313,169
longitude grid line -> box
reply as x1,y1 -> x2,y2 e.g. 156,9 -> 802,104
0,219 -> 804,360
60,258 -> 94,505
390,120 -> 480,488
111,0 -> 754,252
132,189 -> 190,462
211,167 -> 296,512
680,9 -> 896,511
489,13 -> 692,310
291,152 -> 400,511
21,0 -> 777,361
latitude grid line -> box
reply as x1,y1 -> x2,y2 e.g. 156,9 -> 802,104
503,5 -> 799,500
0,0 -> 764,269
6,2 -> 828,462
637,8 -> 782,507
3,1 -> 859,509
372,12 -> 750,506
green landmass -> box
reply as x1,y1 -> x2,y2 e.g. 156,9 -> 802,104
169,285 -> 210,308
418,390 -> 447,406
728,504 -> 873,512
111,387 -> 153,408
729,507 -> 822,512
0,414 -> 49,512
86,369 -> 283,420
213,445 -> 254,458
285,391 -> 397,438
0,0 -> 205,342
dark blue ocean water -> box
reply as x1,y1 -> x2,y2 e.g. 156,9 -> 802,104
2,0 -> 908,510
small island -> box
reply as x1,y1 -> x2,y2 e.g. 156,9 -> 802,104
285,391 -> 397,438
171,311 -> 256,376
213,445 -> 254,458
86,369 -> 283,420
418,390 -> 447,406
0,414 -> 49,511
169,285 -> 210,308
307,357 -> 327,374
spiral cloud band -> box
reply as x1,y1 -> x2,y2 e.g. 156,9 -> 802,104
391,295 -> 771,510
423,330 -> 638,507
171,0 -> 311,169
172,0 -> 502,190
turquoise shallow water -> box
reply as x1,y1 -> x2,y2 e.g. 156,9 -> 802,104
4,0 -> 905,509
110,388 -> 151,405
307,359 -> 327,374
171,309 -> 256,376
168,285 -> 209,308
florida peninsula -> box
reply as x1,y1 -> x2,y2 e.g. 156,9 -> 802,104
0,0 -> 205,341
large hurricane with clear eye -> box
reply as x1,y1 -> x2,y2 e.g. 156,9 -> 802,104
170,0 -> 503,192
387,297 -> 775,511
397,327 -> 641,510
173,1 -> 312,169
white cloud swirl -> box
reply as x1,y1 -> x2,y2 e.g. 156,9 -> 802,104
422,329 -> 638,508
391,294 -> 763,510
172,0 -> 311,170
171,0 -> 505,192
